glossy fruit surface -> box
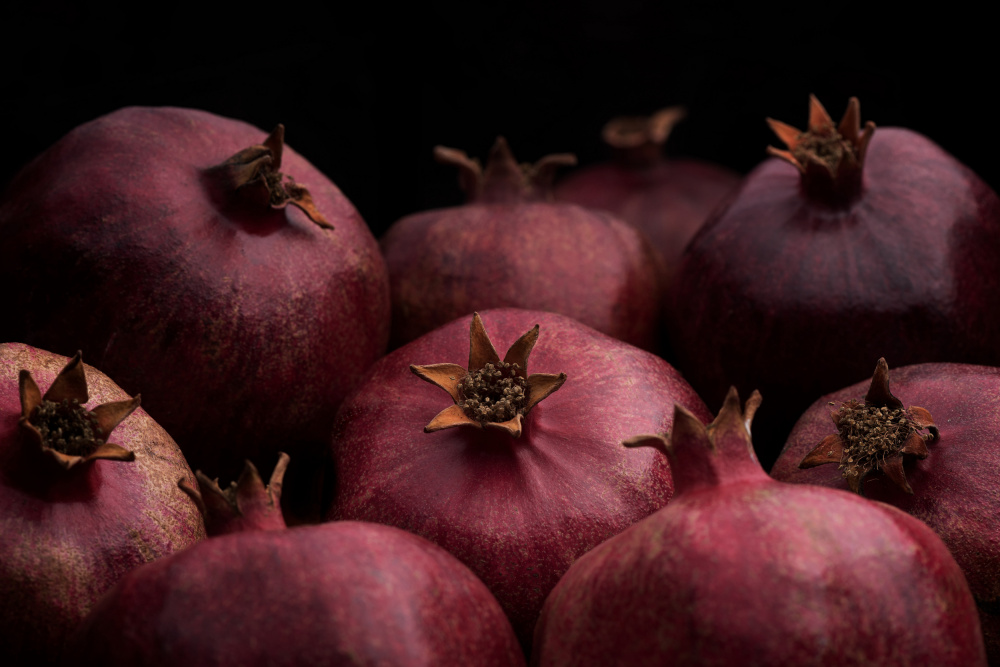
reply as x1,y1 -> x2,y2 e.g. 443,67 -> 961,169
0,343 -> 204,664
532,389 -> 986,666
328,308 -> 711,649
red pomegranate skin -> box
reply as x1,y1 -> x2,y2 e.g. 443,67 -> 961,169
67,521 -> 525,667
0,106 -> 390,479
327,308 -> 711,650
0,343 -> 206,665
532,391 -> 987,666
667,127 -> 1000,466
381,142 -> 663,352
771,362 -> 1000,663
555,157 -> 739,287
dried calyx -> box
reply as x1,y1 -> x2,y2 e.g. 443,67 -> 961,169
767,95 -> 875,204
434,137 -> 577,204
208,124 -> 332,229
178,453 -> 290,536
602,106 -> 687,167
18,351 -> 139,469
410,313 -> 567,438
800,358 -> 938,494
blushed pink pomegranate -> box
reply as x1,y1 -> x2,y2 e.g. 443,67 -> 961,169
0,107 -> 390,490
381,138 -> 663,351
667,96 -> 1000,466
0,343 -> 205,664
772,358 -> 1000,662
555,107 -> 740,289
328,309 -> 711,650
68,455 -> 525,666
532,388 -> 986,666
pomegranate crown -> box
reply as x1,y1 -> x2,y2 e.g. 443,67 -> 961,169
178,452 -> 290,536
410,312 -> 567,438
800,358 -> 938,495
767,95 -> 875,203
602,106 -> 687,167
434,137 -> 577,204
18,351 -> 140,470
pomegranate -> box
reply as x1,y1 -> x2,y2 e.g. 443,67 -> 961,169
0,343 -> 205,665
0,106 -> 391,492
666,95 -> 1000,466
68,457 -> 525,666
381,137 -> 663,351
772,358 -> 1000,662
531,388 -> 987,666
554,106 -> 741,289
327,309 -> 711,650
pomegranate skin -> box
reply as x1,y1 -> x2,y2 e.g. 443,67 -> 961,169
772,362 -> 1000,663
381,140 -> 663,352
0,343 -> 205,665
67,521 -> 525,667
328,308 -> 711,649
532,392 -> 986,666
555,157 -> 739,287
667,127 -> 1000,465
0,106 -> 390,479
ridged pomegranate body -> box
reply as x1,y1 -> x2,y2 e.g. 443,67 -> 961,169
0,343 -> 205,664
381,140 -> 662,351
532,391 -> 986,666
0,106 -> 390,480
327,309 -> 711,649
772,362 -> 1000,662
667,125 -> 1000,465
68,521 -> 525,667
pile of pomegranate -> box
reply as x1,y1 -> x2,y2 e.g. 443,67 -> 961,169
1,96 -> 997,664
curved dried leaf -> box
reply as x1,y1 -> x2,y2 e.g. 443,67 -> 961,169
410,363 -> 467,403
864,358 -> 903,409
19,370 -> 42,419
44,351 -> 89,404
425,403 -> 481,433
91,395 -> 141,436
503,325 -> 538,377
469,313 -> 501,371
800,434 -> 845,469
525,373 -> 567,413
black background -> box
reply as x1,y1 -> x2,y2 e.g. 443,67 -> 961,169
1,4 -> 987,239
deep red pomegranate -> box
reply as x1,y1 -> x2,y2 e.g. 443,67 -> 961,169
554,106 -> 740,289
666,95 -> 1000,467
772,358 -> 1000,663
0,106 -> 391,490
531,388 -> 987,666
381,137 -> 663,351
68,456 -> 525,666
0,343 -> 205,665
327,309 -> 711,650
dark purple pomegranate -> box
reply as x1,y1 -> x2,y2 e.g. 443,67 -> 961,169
554,106 -> 740,289
327,309 -> 711,650
381,138 -> 663,351
666,95 -> 1000,466
0,107 -> 390,489
532,388 -> 986,666
772,358 -> 1000,662
68,454 -> 525,666
0,343 -> 205,664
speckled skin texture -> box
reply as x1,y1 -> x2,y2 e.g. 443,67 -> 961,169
0,107 -> 390,480
532,400 -> 986,666
67,521 -> 525,667
327,309 -> 712,650
381,201 -> 662,352
772,362 -> 1000,663
555,158 -> 740,289
0,343 -> 206,664
667,128 -> 1000,467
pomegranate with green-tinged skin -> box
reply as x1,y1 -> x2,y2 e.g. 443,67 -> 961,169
554,106 -> 741,289
0,343 -> 205,665
327,309 -> 711,651
67,455 -> 525,667
381,137 -> 663,351
0,106 -> 390,491
667,95 -> 1000,467
772,358 -> 1000,663
532,388 -> 987,666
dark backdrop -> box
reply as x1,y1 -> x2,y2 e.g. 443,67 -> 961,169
1,5 -> 985,238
